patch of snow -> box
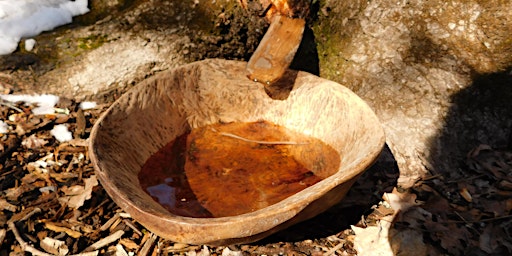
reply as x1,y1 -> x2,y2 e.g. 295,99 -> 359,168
0,0 -> 89,55
24,38 -> 36,51
79,101 -> 97,110
51,124 -> 73,142
0,119 -> 8,133
0,94 -> 59,115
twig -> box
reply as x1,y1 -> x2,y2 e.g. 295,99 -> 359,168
418,174 -> 443,181
0,100 -> 23,112
19,208 -> 42,222
79,199 -> 109,220
445,214 -> 512,224
214,129 -> 308,145
123,219 -> 142,236
324,241 -> 345,256
83,230 -> 125,252
100,213 -> 120,231
138,233 -> 158,256
454,211 -> 468,223
8,221 -> 53,256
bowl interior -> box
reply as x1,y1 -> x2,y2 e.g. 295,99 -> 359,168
89,59 -> 385,244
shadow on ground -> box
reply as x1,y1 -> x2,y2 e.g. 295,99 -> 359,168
428,70 -> 512,178
412,69 -> 512,254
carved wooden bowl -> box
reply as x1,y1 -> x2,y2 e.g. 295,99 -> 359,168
89,59 -> 385,245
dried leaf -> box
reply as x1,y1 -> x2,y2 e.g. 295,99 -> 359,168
352,218 -> 394,256
189,245 -> 211,256
479,224 -> 497,254
5,184 -> 32,201
21,134 -> 48,149
424,221 -> 471,255
389,229 -> 427,256
0,229 -> 6,245
75,108 -> 86,138
383,188 -> 421,213
59,175 -> 98,209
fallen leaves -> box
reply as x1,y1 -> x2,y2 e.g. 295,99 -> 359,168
59,175 -> 98,209
352,223 -> 394,256
408,144 -> 512,255
352,189 -> 427,256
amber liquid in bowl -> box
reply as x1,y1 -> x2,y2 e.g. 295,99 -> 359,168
138,121 -> 340,218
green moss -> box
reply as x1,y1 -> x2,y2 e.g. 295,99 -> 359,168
312,18 -> 347,83
311,0 -> 367,84
76,34 -> 107,50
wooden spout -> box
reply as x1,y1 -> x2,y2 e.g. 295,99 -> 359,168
246,14 -> 306,85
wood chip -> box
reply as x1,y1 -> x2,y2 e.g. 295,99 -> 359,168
119,238 -> 139,250
115,244 -> 129,256
459,188 -> 473,203
40,237 -> 69,256
138,233 -> 157,256
0,229 -> 6,245
100,213 -> 120,231
0,198 -> 17,212
44,222 -> 82,239
122,219 -> 142,237
75,108 -> 86,138
83,230 -> 125,252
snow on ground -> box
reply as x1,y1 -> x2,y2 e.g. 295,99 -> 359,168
0,94 -> 60,115
51,124 -> 73,142
0,119 -> 8,133
79,101 -> 97,110
0,0 -> 89,55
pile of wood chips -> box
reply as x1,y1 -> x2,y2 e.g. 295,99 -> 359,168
1,95 -> 511,255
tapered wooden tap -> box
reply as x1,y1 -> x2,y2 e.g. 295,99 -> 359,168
246,0 -> 311,85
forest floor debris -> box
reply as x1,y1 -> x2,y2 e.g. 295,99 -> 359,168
1,94 -> 511,255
